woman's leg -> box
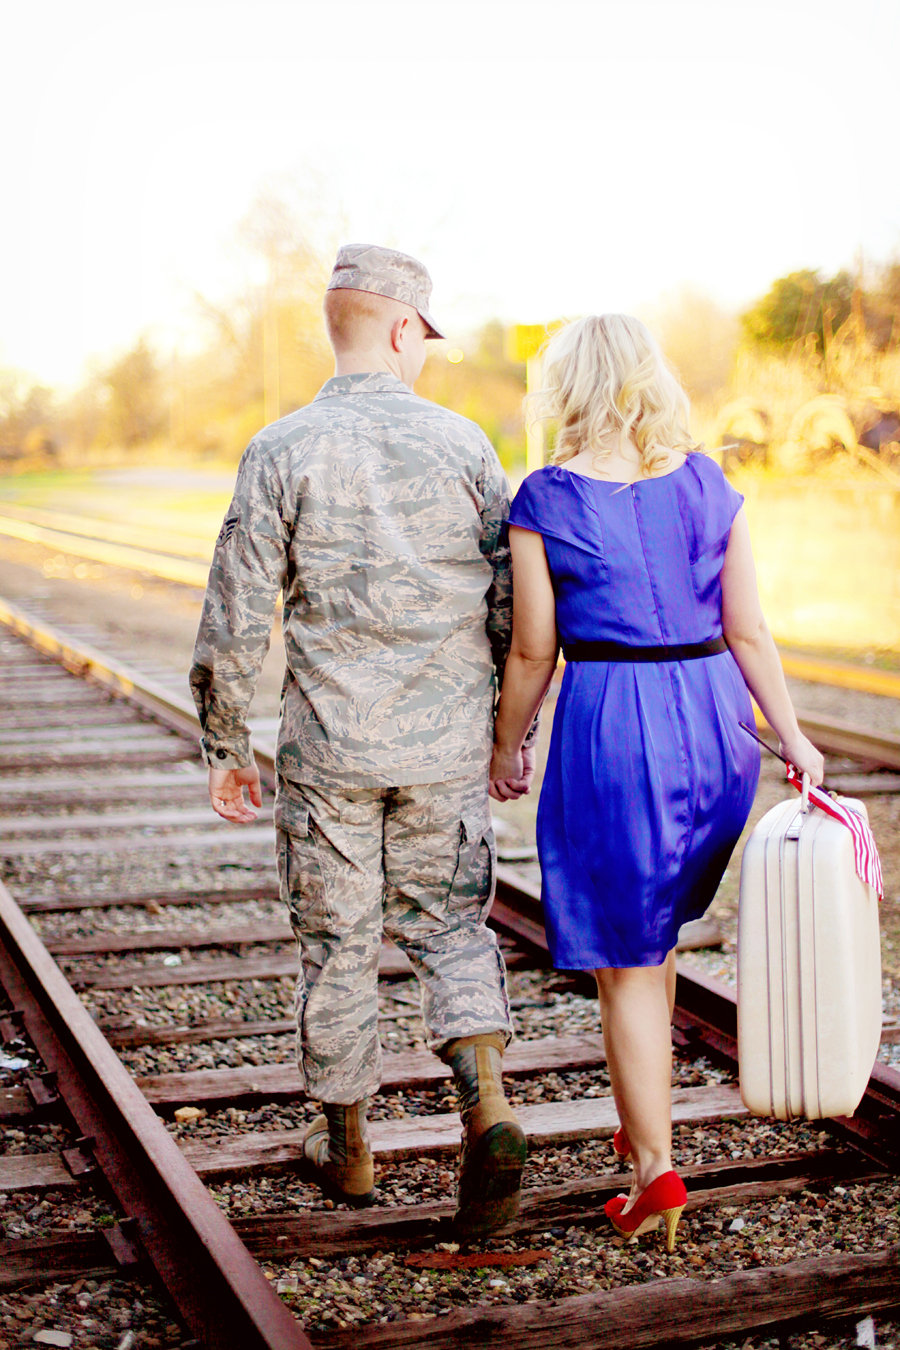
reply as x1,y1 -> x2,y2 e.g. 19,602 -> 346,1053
664,947 -> 677,1021
595,957 -> 674,1206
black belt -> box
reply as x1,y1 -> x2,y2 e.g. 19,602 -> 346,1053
562,636 -> 728,663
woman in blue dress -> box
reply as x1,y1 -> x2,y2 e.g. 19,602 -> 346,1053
490,315 -> 823,1251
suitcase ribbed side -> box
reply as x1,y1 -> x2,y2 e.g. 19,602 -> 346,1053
737,795 -> 881,1122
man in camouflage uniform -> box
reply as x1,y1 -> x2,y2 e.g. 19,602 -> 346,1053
190,244 -> 530,1235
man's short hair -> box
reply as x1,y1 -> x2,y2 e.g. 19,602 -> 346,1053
323,288 -> 421,350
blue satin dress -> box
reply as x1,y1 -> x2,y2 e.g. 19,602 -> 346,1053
508,455 -> 760,970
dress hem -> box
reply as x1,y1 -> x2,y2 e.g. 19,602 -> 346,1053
549,947 -> 677,972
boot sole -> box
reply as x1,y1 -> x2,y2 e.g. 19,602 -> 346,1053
453,1120 -> 527,1237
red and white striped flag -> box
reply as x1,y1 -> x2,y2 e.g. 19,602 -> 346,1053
785,763 -> 884,901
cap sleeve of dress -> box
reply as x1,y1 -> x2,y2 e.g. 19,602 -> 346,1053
508,471 -> 549,535
687,454 -> 745,559
509,466 -> 614,555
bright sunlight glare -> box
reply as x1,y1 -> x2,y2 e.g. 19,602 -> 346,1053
0,0 -> 897,387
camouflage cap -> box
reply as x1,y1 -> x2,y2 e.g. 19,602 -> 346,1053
327,243 -> 445,339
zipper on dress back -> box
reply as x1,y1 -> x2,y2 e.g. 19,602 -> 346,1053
627,484 -> 665,641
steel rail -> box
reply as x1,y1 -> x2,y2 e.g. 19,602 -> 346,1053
4,505 -> 900,702
0,501 -> 213,560
0,602 -> 302,1344
493,871 -> 900,1167
0,880 -> 311,1349
3,593 -> 900,788
1,591 -> 897,1048
1,601 -> 899,1346
0,515 -> 211,588
784,711 -> 900,770
0,595 -> 271,771
751,704 -> 900,771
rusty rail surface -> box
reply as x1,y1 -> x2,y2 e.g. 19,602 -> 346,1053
0,877 -> 311,1348
494,872 -> 900,1170
2,496 -> 899,701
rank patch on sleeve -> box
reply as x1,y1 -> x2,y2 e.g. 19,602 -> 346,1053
217,514 -> 240,545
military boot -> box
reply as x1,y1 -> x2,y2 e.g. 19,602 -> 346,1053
302,1100 -> 376,1207
441,1032 -> 526,1236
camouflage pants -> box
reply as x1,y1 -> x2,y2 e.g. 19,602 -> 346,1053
274,776 -> 513,1104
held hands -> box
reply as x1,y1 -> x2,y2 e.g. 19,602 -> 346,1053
208,765 -> 263,823
779,732 -> 825,788
489,744 -> 536,802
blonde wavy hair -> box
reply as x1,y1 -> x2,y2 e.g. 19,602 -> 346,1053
531,314 -> 701,475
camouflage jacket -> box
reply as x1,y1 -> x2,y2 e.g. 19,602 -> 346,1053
189,372 -> 513,787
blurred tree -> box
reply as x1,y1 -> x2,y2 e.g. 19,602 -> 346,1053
102,338 -> 166,447
647,290 -> 739,401
0,373 -> 59,461
61,377 -> 105,457
185,186 -> 334,456
740,270 -> 855,353
862,259 -> 900,349
476,319 -> 509,366
237,191 -> 332,422
417,319 -> 527,472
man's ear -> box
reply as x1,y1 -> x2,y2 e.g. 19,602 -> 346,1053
390,316 -> 409,352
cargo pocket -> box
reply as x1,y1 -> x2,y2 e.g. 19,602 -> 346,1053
274,793 -> 308,828
448,807 -> 496,922
274,795 -> 330,929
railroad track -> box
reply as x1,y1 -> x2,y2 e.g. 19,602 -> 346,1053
3,502 -> 900,713
0,599 -> 898,1350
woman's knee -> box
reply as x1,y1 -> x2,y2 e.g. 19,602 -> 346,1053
594,962 -> 669,997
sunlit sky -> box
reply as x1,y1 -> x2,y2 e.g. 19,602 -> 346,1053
3,0 -> 898,389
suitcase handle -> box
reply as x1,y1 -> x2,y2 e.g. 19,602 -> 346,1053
786,773 -> 812,838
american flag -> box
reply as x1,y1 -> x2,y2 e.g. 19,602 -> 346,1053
785,763 -> 884,901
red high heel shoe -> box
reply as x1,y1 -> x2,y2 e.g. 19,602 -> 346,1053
604,1170 -> 686,1252
612,1126 -> 631,1163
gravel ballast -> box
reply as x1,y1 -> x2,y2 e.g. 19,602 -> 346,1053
0,578 -> 898,1347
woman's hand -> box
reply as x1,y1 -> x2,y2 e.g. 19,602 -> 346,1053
490,744 -> 535,801
779,732 -> 825,788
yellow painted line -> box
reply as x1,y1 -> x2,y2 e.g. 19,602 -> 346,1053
0,516 -> 211,588
779,652 -> 900,700
753,703 -> 900,770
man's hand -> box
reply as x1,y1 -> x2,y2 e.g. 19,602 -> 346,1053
208,765 -> 262,823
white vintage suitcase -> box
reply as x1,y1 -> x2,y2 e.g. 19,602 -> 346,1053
737,790 -> 882,1121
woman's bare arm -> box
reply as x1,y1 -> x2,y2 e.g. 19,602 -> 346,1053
721,509 -> 824,784
490,526 -> 559,800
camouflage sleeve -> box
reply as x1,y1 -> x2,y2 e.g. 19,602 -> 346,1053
478,439 -> 513,696
479,443 -> 542,747
189,438 -> 289,769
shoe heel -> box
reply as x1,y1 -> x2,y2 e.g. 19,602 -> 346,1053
612,1126 -> 632,1165
625,1214 -> 661,1242
661,1205 -> 684,1252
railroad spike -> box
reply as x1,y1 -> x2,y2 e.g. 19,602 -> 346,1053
25,1069 -> 60,1108
102,1217 -> 145,1271
62,1135 -> 97,1177
0,1008 -> 27,1043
